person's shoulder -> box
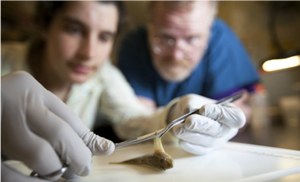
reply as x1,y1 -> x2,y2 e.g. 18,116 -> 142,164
213,18 -> 229,28
211,18 -> 235,36
209,18 -> 241,48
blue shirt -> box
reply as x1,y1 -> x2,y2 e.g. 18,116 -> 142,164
117,19 -> 260,107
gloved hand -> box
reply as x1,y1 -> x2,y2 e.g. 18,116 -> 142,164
1,71 -> 114,182
168,94 -> 246,155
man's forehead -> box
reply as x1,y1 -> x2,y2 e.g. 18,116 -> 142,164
150,1 -> 212,12
151,2 -> 213,34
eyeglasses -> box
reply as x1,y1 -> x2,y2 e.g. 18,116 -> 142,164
151,35 -> 207,55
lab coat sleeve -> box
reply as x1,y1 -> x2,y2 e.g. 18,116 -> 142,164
97,61 -> 178,144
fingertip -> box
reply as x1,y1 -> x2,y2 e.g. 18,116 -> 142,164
74,150 -> 93,176
200,104 -> 246,129
62,168 -> 80,179
96,139 -> 115,156
235,109 -> 246,128
224,105 -> 247,128
184,114 -> 210,130
65,159 -> 92,177
198,103 -> 215,116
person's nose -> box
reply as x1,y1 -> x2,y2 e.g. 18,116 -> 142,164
78,36 -> 97,60
169,41 -> 186,60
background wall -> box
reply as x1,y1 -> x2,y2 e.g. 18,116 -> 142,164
1,1 -> 36,41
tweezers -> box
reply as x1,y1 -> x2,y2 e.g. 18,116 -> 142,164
115,91 -> 243,149
30,164 -> 68,181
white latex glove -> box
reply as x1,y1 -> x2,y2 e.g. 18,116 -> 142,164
1,71 -> 114,182
168,94 -> 246,155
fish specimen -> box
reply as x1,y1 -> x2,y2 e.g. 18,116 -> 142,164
110,137 -> 173,170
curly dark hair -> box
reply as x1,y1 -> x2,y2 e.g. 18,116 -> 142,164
35,1 -> 125,33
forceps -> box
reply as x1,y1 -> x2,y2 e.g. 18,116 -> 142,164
115,91 -> 243,149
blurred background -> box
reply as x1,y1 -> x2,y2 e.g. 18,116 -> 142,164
2,1 -> 300,150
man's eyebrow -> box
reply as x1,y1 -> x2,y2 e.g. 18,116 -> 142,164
62,16 -> 85,27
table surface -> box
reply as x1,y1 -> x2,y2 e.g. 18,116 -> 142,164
232,124 -> 300,151
8,141 -> 300,182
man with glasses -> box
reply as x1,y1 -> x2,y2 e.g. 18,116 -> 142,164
116,1 -> 260,124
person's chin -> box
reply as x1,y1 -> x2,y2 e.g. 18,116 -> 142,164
159,68 -> 191,82
154,61 -> 192,82
70,73 -> 90,84
160,72 -> 189,82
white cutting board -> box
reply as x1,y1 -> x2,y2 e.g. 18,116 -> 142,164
6,142 -> 300,182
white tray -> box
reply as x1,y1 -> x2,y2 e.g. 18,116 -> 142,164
6,142 -> 300,182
